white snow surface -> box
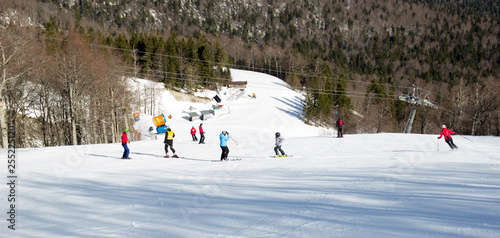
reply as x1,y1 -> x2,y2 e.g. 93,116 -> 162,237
2,69 -> 500,237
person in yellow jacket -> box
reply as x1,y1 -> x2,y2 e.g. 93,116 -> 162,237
164,127 -> 178,158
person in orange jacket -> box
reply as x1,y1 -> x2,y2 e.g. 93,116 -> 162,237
191,126 -> 198,141
438,125 -> 458,150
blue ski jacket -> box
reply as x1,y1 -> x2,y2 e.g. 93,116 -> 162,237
220,133 -> 229,146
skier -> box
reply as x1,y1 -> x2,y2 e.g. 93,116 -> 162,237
199,123 -> 205,144
191,126 -> 198,141
438,125 -> 458,150
219,130 -> 230,161
274,132 -> 286,157
164,127 -> 178,157
121,128 -> 131,159
336,117 -> 343,138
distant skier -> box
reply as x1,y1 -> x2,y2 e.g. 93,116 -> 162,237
219,130 -> 230,161
191,126 -> 198,141
121,128 -> 131,159
164,127 -> 178,158
438,125 -> 458,150
336,117 -> 343,138
274,132 -> 286,157
199,123 -> 205,144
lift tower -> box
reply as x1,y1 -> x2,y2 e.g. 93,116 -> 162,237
398,85 -> 438,133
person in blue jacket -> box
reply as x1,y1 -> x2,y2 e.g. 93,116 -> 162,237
219,130 -> 230,161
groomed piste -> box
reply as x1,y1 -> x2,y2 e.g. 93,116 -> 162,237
6,69 -> 500,237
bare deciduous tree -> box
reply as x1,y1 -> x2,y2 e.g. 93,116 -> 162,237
0,27 -> 41,148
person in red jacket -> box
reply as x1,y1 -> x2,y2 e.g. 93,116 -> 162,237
336,117 -> 343,138
191,126 -> 198,141
438,125 -> 458,150
122,128 -> 131,159
199,123 -> 205,144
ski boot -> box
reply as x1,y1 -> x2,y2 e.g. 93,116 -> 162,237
172,154 -> 179,158
164,154 -> 170,158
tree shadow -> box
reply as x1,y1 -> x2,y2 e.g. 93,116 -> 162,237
271,95 -> 303,120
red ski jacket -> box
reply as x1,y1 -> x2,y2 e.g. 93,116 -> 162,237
199,125 -> 204,134
191,128 -> 197,135
438,128 -> 455,140
121,132 -> 128,144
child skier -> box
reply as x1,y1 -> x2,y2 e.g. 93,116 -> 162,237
219,130 -> 230,161
438,125 -> 458,150
274,132 -> 286,157
164,127 -> 178,157
191,126 -> 198,141
121,128 -> 131,159
199,123 -> 205,144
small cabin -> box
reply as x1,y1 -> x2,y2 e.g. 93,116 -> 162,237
199,110 -> 213,121
187,112 -> 200,121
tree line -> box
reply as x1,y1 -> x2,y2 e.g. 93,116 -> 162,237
1,25 -> 131,148
1,0 -> 500,148
0,21 -> 235,148
104,31 -> 231,91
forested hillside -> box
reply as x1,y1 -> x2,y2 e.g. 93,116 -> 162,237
0,0 -> 499,148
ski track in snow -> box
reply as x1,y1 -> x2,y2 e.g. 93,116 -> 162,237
2,69 -> 500,237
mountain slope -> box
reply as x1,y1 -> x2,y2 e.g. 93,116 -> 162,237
2,69 -> 500,237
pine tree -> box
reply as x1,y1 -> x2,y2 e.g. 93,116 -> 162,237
334,74 -> 352,110
164,34 -> 180,86
318,63 -> 334,118
113,34 -> 131,63
196,33 -> 214,86
184,36 -> 198,62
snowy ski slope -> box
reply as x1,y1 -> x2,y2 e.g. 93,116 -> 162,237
2,69 -> 500,237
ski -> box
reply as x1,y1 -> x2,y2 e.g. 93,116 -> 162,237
159,155 -> 180,158
119,157 -> 143,160
211,159 -> 241,162
269,155 -> 293,158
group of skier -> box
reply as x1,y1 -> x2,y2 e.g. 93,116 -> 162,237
121,116 -> 459,160
164,123 -> 206,158
333,117 -> 459,150
190,123 -> 206,144
121,123 -> 287,160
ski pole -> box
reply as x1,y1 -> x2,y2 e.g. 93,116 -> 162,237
457,133 -> 473,142
230,135 -> 238,145
437,137 -> 439,151
229,136 -> 238,145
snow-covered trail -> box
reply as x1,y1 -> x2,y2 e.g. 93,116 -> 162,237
2,69 -> 500,237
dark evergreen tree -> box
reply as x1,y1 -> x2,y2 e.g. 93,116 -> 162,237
334,74 -> 353,111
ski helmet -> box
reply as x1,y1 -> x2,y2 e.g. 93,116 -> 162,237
124,128 -> 129,132
442,125 -> 446,129
222,130 -> 227,135
275,132 -> 280,137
